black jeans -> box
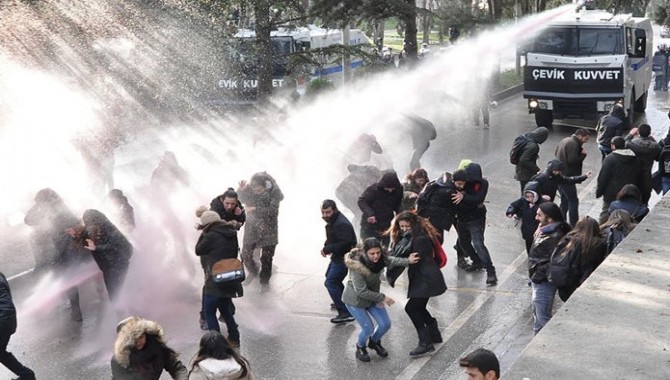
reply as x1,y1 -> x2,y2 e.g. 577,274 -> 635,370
0,328 -> 34,378
558,183 -> 579,226
405,297 -> 432,330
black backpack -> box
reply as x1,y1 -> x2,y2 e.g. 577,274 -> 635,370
604,227 -> 625,256
509,134 -> 529,165
548,240 -> 580,288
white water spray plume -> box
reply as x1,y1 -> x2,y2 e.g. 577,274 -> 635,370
0,0 -> 576,367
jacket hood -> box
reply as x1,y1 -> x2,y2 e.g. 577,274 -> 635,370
464,163 -> 482,181
377,170 -> 401,189
613,149 -> 636,157
610,104 -> 626,119
209,222 -> 238,237
435,172 -> 453,186
546,159 -> 564,172
113,318 -> 166,368
457,159 -> 472,170
524,189 -> 539,204
345,249 -> 373,276
197,357 -> 245,380
529,127 -> 549,144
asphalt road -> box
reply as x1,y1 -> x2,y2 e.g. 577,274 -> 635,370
2,85 -> 668,380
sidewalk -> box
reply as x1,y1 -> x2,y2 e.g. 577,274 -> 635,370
504,194 -> 670,380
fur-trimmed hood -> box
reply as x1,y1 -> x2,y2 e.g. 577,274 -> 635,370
113,317 -> 167,368
344,249 -> 373,277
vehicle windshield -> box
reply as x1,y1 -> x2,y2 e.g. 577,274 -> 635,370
228,36 -> 293,77
531,27 -> 623,56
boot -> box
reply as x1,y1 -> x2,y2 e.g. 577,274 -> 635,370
486,269 -> 498,286
355,345 -> 371,362
427,318 -> 443,343
457,256 -> 469,269
368,338 -> 388,357
409,327 -> 435,357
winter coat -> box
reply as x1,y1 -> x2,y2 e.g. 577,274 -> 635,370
0,272 -> 17,334
528,222 -> 570,284
515,127 -> 549,182
596,149 -> 643,202
555,134 -> 587,176
188,358 -> 253,380
195,222 -> 243,298
608,197 -> 649,222
24,194 -> 80,267
209,197 -> 246,230
83,209 -> 132,274
625,134 -> 661,201
406,233 -> 447,299
238,172 -> 283,247
596,107 -> 625,148
454,163 -> 488,222
323,211 -> 357,263
554,237 -> 607,302
532,168 -> 588,201
416,175 -> 456,231
111,318 -> 188,380
506,188 -> 545,243
342,250 -> 409,308
358,171 -> 403,236
658,142 -> 670,177
335,164 -> 382,220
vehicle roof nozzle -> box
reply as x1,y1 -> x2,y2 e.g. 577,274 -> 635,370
575,0 -> 596,12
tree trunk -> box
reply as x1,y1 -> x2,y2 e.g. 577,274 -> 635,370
422,0 -> 430,44
253,0 -> 273,102
402,0 -> 418,63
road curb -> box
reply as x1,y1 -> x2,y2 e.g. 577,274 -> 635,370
492,83 -> 524,102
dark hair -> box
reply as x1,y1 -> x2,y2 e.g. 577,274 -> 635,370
321,199 -> 338,210
616,184 -> 641,202
388,211 -> 440,244
410,168 -> 428,181
222,187 -> 238,199
452,169 -> 468,182
459,348 -> 500,378
637,123 -> 651,137
538,202 -> 564,223
564,216 -> 604,266
600,209 -> 636,236
362,237 -> 382,253
611,136 -> 626,149
190,331 -> 249,378
574,128 -> 590,137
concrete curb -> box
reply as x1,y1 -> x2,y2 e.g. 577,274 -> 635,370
492,83 -> 524,102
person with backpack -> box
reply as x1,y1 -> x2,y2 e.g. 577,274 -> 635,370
600,209 -> 637,256
342,238 -> 419,362
388,212 -> 447,357
528,202 -> 571,334
596,104 -> 626,161
505,181 -> 546,254
607,184 -> 649,223
549,216 -> 607,302
512,127 -> 550,195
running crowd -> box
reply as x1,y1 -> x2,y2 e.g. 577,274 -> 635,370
2,104 -> 669,379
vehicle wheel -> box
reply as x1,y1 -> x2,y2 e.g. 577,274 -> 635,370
634,90 -> 647,112
534,110 -> 553,129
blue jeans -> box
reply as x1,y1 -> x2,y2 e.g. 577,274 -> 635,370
598,145 -> 611,162
325,261 -> 348,314
531,281 -> 557,334
203,294 -> 239,342
558,183 -> 579,226
346,304 -> 391,348
457,217 -> 495,272
663,177 -> 670,195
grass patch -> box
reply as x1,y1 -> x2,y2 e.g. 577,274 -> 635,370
497,69 -> 523,90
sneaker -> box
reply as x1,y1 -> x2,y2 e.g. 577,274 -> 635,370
356,345 -> 371,362
330,312 -> 355,324
330,303 -> 337,310
199,318 -> 208,330
457,257 -> 469,269
486,272 -> 498,286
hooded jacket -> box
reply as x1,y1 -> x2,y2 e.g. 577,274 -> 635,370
416,173 -> 456,231
515,127 -> 549,182
532,160 -> 588,201
596,149 -> 644,202
342,250 -> 409,308
596,106 -> 626,148
657,136 -> 670,177
0,272 -> 17,334
454,163 -> 489,222
358,170 -> 403,234
506,183 -> 546,243
625,134 -> 661,202
195,222 -> 243,298
323,211 -> 357,263
555,134 -> 587,176
111,318 -> 188,380
528,222 -> 571,284
188,357 -> 253,380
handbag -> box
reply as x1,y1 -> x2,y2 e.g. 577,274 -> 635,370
432,239 -> 448,269
211,258 -> 246,283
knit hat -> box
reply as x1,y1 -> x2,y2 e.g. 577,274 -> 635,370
200,210 -> 221,226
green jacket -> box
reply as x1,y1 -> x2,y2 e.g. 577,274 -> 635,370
341,250 -> 409,308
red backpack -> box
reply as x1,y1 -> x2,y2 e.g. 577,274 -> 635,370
432,239 -> 448,268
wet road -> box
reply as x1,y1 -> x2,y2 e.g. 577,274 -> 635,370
2,89 -> 668,380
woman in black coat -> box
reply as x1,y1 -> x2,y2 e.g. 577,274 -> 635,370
82,209 -> 132,303
195,210 -> 243,347
388,211 -> 447,357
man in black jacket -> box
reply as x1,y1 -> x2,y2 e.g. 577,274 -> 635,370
452,164 -> 498,286
1,272 -> 36,380
209,187 -> 246,230
555,128 -> 591,226
321,200 -> 358,324
596,104 -> 626,161
358,170 -> 403,246
596,137 -> 643,223
625,124 -> 661,204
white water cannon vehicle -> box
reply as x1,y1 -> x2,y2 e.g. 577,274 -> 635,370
523,0 -> 653,128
